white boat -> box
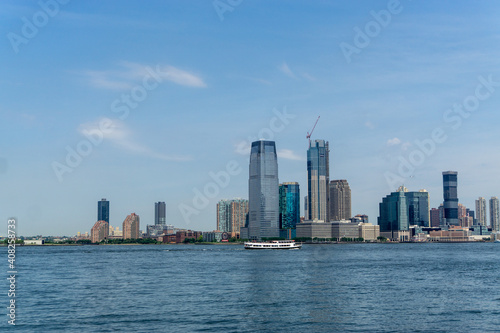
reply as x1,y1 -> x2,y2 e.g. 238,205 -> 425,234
244,240 -> 302,250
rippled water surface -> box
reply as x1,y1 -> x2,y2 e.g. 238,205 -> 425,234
3,243 -> 500,332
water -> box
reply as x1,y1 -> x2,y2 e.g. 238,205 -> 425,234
3,243 -> 500,332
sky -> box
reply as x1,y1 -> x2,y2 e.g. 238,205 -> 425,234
1,0 -> 500,236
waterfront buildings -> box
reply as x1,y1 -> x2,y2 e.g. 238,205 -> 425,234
91,220 -> 109,243
442,171 -> 459,226
247,140 -> 279,240
123,213 -> 140,239
296,221 -> 379,241
98,198 -> 109,223
216,198 -> 249,236
155,202 -> 166,226
378,186 -> 409,235
475,197 -> 487,226
329,179 -> 351,221
307,139 -> 329,222
430,208 -> 440,228
490,197 -> 499,232
279,182 -> 300,233
406,190 -> 430,227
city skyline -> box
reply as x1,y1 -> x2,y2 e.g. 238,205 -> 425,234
2,1 -> 500,236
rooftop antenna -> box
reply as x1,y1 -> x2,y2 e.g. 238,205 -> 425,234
306,116 -> 320,146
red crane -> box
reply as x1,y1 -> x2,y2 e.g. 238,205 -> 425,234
306,116 -> 320,145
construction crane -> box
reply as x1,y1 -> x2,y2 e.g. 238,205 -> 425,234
306,116 -> 320,145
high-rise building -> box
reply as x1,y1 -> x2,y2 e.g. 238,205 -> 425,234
490,197 -> 499,232
279,182 -> 300,230
155,202 -> 166,226
98,198 -> 109,223
430,208 -> 440,228
307,139 -> 329,222
248,140 -> 279,240
91,220 -> 109,243
217,199 -> 248,235
406,190 -> 430,227
123,213 -> 140,239
442,171 -> 459,226
475,197 -> 487,226
378,186 -> 409,234
329,180 -> 351,221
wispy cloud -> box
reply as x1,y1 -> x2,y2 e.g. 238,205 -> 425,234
80,62 -> 206,91
78,118 -> 192,161
278,62 -> 297,79
386,137 -> 401,146
277,149 -> 304,161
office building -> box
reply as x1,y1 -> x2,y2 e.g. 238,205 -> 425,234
329,179 -> 351,221
406,190 -> 430,227
307,139 -> 329,222
490,197 -> 499,232
475,197 -> 487,226
217,198 -> 248,236
378,186 -> 409,236
123,213 -> 140,239
430,208 -> 440,228
98,198 -> 109,223
91,220 -> 109,243
155,202 -> 166,226
279,182 -> 300,230
442,171 -> 459,226
248,140 -> 279,240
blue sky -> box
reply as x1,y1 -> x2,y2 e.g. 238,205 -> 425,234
1,0 -> 500,236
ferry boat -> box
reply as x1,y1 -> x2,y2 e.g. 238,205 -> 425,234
244,240 -> 302,250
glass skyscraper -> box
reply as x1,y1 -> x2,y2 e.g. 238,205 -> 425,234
406,190 -> 430,227
279,182 -> 300,230
442,171 -> 459,226
307,139 -> 329,222
155,202 -> 166,226
248,140 -> 279,240
98,198 -> 109,223
378,187 -> 409,234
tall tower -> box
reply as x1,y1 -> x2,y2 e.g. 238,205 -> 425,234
123,213 -> 140,239
475,197 -> 487,226
279,182 -> 300,230
489,197 -> 499,231
406,190 -> 430,227
155,202 -> 166,226
307,140 -> 329,222
248,140 -> 279,240
329,180 -> 351,221
98,198 -> 109,223
442,171 -> 459,226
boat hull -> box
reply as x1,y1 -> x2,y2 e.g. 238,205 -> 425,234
244,240 -> 302,250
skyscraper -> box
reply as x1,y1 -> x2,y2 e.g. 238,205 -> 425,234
329,180 -> 351,221
378,186 -> 409,234
123,213 -> 140,239
475,197 -> 487,226
430,208 -> 440,228
406,190 -> 430,227
98,198 -> 109,223
155,202 -> 166,226
307,139 -> 329,222
217,199 -> 248,235
490,197 -> 499,232
248,140 -> 279,240
279,182 -> 300,230
442,171 -> 459,226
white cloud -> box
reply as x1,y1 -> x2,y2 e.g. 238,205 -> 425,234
277,149 -> 304,161
78,118 -> 192,161
387,137 -> 401,146
278,62 -> 297,79
81,62 -> 206,90
365,121 -> 375,129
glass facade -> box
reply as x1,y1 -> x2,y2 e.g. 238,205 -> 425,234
248,140 -> 279,240
155,202 -> 166,226
406,191 -> 430,227
307,140 -> 329,222
442,171 -> 459,226
98,198 -> 109,223
279,182 -> 300,230
378,189 -> 409,233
